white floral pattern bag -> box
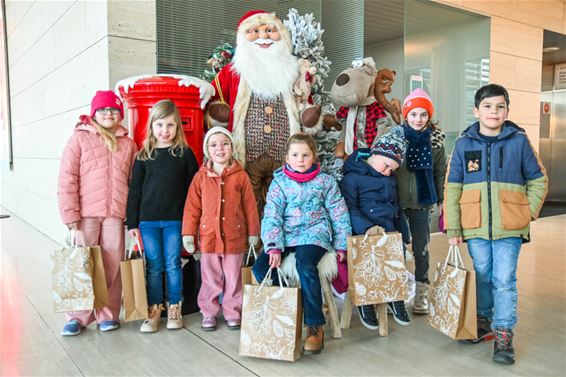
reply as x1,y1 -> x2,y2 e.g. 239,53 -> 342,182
347,230 -> 409,306
428,245 -> 477,340
239,268 -> 302,362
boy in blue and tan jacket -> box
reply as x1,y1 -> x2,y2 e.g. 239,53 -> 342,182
444,84 -> 547,365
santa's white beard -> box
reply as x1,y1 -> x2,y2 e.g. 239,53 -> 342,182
233,35 -> 298,99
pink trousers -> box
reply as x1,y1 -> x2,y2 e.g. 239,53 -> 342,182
198,253 -> 244,321
65,217 -> 124,326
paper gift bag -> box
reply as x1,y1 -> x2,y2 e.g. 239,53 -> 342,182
52,231 -> 95,312
428,245 -> 477,340
242,244 -> 257,286
120,238 -> 148,321
90,246 -> 109,309
347,230 -> 409,306
239,268 -> 302,362
181,255 -> 201,315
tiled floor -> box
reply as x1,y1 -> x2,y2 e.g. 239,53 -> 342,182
1,210 -> 565,376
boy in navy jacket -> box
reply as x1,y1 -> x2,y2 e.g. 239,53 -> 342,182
340,126 -> 411,329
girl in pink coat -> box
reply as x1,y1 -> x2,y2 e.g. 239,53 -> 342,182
57,90 -> 137,336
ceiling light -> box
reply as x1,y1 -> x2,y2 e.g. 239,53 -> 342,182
543,46 -> 560,53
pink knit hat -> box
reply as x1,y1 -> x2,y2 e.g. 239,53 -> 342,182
90,90 -> 124,118
402,88 -> 434,119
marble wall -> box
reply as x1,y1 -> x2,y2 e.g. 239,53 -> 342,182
2,1 -> 156,242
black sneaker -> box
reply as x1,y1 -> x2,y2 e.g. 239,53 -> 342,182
387,301 -> 411,326
461,316 -> 494,344
493,328 -> 515,365
356,305 -> 379,330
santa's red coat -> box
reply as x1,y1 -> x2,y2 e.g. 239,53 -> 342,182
210,63 -> 240,132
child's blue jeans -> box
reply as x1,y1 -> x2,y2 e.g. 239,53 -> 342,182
252,244 -> 327,327
467,237 -> 522,330
139,220 -> 183,305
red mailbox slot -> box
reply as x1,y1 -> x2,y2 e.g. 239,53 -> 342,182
117,75 -> 206,164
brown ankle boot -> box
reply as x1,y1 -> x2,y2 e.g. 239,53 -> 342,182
303,326 -> 324,355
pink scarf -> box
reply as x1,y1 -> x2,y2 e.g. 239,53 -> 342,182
283,163 -> 320,182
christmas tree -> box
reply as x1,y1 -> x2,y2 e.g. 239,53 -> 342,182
201,43 -> 235,82
201,10 -> 342,180
284,8 -> 342,181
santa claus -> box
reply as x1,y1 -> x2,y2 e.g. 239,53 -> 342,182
207,10 -> 321,215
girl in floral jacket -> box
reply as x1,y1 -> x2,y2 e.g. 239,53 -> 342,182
252,133 -> 352,355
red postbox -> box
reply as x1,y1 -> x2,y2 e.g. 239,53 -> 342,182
117,75 -> 210,164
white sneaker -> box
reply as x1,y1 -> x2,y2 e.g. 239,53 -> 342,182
140,304 -> 163,333
330,284 -> 346,301
167,302 -> 184,330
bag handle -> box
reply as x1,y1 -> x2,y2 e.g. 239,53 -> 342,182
361,226 -> 388,247
125,237 -> 144,260
66,229 -> 87,248
443,245 -> 465,269
245,244 -> 257,266
258,267 -> 290,291
214,75 -> 226,104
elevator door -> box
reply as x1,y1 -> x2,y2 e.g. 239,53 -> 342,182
540,89 -> 566,202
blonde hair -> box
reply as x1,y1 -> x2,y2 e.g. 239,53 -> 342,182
92,121 -> 119,152
286,133 -> 318,161
137,99 -> 187,161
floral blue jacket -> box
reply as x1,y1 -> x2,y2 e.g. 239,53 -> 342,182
261,167 -> 352,252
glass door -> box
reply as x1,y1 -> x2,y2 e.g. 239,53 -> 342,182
403,0 -> 490,153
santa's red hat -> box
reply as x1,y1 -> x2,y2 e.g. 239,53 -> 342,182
237,10 -> 269,29
237,9 -> 284,33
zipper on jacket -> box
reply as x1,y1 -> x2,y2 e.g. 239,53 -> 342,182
499,146 -> 504,169
107,148 -> 114,215
487,143 -> 492,240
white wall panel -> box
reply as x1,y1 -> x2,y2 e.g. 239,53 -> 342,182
5,0 -> 34,36
84,1 -> 108,47
10,39 -> 108,129
7,1 -> 74,66
1,180 -> 65,242
11,110 -> 86,159
3,1 -> 156,242
52,1 -> 87,68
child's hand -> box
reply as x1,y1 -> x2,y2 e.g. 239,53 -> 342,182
248,236 -> 259,247
183,236 -> 195,253
336,250 -> 347,263
269,253 -> 281,268
66,221 -> 79,230
128,228 -> 139,240
366,225 -> 385,236
448,237 -> 463,245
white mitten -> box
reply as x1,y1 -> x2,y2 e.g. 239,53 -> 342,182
183,235 -> 195,254
366,225 -> 385,236
248,236 -> 259,247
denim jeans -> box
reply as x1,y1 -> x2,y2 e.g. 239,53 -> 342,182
467,237 -> 522,330
139,220 -> 183,305
403,208 -> 431,284
253,244 -> 327,326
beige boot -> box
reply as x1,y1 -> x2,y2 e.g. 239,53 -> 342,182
413,282 -> 429,314
167,301 -> 184,330
303,326 -> 324,355
140,304 -> 163,333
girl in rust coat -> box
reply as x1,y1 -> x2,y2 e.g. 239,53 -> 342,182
182,127 -> 260,331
